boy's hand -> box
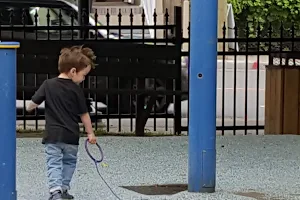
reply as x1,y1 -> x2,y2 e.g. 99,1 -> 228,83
87,133 -> 97,144
26,101 -> 39,113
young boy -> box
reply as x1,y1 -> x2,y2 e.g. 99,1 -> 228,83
26,45 -> 98,200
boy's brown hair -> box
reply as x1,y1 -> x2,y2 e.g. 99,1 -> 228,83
58,45 -> 97,73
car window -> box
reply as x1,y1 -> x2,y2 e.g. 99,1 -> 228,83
0,4 -> 77,27
29,6 -> 78,26
0,6 -> 33,25
0,2 -> 108,39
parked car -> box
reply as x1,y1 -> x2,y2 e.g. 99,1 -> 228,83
0,0 -> 187,114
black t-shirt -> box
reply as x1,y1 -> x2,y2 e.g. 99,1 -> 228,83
31,77 -> 88,145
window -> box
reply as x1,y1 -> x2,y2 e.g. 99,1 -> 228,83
0,4 -> 78,26
0,2 -> 112,39
95,0 -> 125,2
29,6 -> 78,26
0,6 -> 33,25
94,0 -> 137,4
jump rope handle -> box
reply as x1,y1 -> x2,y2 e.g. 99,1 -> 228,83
84,139 -> 104,163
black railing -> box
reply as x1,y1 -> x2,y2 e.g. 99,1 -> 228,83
2,3 -> 184,136
2,2 -> 299,135
181,21 -> 300,136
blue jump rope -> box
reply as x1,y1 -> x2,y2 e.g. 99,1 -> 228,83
84,139 -> 122,200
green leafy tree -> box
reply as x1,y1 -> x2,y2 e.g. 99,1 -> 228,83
228,0 -> 300,38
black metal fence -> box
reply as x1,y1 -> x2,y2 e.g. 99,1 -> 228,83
2,2 -> 184,136
1,1 -> 299,135
185,21 -> 300,136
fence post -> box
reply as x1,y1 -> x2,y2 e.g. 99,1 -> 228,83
174,6 -> 182,135
78,0 -> 90,38
188,0 -> 217,193
0,42 -> 20,200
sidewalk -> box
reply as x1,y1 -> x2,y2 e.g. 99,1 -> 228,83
217,55 -> 269,70
17,135 -> 300,200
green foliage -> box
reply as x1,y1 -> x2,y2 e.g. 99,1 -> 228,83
228,0 -> 300,37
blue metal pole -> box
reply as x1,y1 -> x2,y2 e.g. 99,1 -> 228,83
0,42 -> 20,200
188,0 -> 218,193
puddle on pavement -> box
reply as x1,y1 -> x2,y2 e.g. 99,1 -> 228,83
234,190 -> 299,200
121,184 -> 187,195
122,185 -> 299,199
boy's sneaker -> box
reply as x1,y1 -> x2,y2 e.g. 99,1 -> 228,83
62,190 -> 74,199
49,191 -> 63,200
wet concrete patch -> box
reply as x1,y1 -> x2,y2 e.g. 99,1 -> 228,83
233,190 -> 299,200
121,184 -> 187,195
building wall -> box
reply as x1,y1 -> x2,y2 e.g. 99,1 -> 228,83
91,0 -> 228,48
158,0 -> 182,25
157,0 -> 228,51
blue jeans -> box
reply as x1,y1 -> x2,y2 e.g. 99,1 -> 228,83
44,143 -> 78,193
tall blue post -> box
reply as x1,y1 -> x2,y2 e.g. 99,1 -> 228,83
188,0 -> 218,193
0,42 -> 20,200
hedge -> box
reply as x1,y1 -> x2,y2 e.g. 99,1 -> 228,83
228,0 -> 300,38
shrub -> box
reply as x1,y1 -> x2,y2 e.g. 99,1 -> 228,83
228,0 -> 300,51
228,0 -> 300,37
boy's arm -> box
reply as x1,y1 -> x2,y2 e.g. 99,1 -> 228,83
80,113 -> 94,135
80,112 -> 97,144
76,88 -> 95,135
26,80 -> 46,112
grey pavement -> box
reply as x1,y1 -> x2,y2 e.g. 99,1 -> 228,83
179,55 -> 276,120
183,55 -> 268,120
217,55 -> 269,70
17,135 -> 300,200
168,68 -> 266,120
216,68 -> 266,120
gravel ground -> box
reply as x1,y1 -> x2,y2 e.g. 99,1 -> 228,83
16,135 -> 300,200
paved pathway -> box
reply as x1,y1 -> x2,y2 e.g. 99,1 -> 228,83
17,135 -> 300,200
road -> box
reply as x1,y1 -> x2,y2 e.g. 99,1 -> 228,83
216,68 -> 266,120
168,67 -> 267,120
